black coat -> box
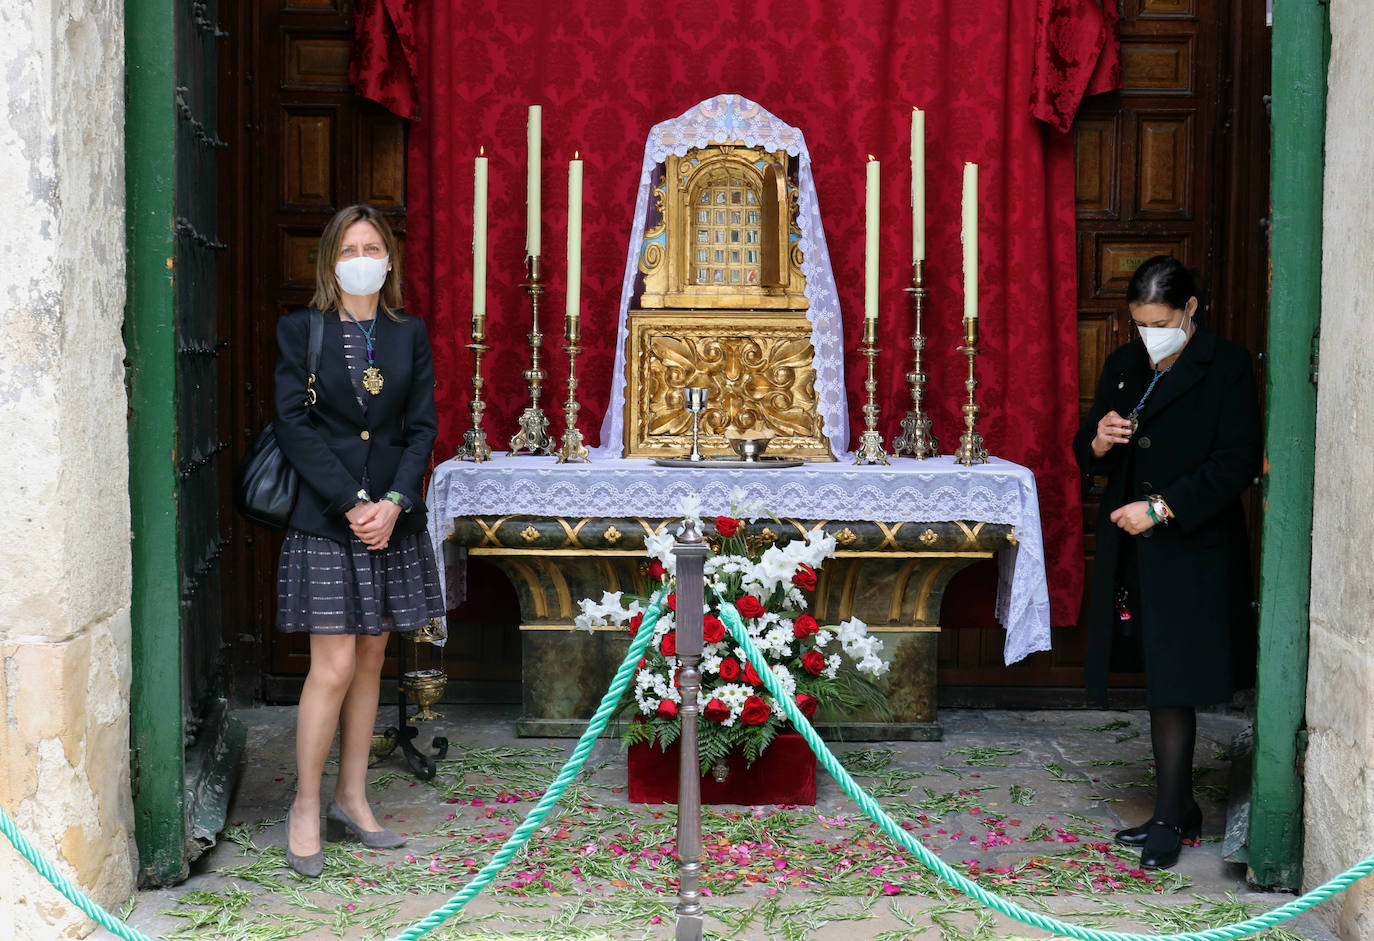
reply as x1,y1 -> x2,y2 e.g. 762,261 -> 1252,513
1073,324 -> 1261,707
274,307 -> 437,544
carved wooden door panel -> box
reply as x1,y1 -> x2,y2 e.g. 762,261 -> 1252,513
937,0 -> 1270,701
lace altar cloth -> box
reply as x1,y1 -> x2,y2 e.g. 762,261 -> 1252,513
427,454 -> 1051,665
596,93 -> 851,457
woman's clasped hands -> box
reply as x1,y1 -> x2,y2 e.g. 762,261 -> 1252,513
347,500 -> 401,550
1091,410 -> 1156,535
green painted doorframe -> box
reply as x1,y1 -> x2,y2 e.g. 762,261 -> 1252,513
125,0 -> 188,885
1248,0 -> 1328,890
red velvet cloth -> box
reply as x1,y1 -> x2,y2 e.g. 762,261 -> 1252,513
353,0 -> 1125,626
350,0 -> 420,119
628,734 -> 817,806
1030,0 -> 1124,131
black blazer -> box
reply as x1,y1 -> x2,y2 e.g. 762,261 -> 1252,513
274,307 -> 437,544
1072,323 -> 1261,707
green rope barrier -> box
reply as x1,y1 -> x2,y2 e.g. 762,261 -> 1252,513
0,803 -> 161,941
714,595 -> 1374,941
390,587 -> 669,940
0,594 -> 666,941
5,584 -> 1371,941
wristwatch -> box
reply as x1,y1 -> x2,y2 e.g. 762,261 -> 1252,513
1147,493 -> 1172,525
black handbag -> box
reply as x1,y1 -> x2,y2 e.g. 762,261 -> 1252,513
233,310 -> 323,529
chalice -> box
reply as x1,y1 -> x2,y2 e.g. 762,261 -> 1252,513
684,387 -> 709,461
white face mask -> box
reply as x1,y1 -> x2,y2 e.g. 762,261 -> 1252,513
336,255 -> 389,296
1138,318 -> 1189,365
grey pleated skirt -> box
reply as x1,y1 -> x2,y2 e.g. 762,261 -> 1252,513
276,528 -> 445,635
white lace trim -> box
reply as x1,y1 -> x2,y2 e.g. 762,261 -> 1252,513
427,454 -> 1050,665
595,94 -> 850,458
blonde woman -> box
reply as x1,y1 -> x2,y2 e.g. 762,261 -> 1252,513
273,204 -> 442,876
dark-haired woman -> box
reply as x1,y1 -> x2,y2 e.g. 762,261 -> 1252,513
273,204 -> 443,877
1073,255 -> 1261,871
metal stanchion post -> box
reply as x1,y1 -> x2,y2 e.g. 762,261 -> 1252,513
672,520 -> 708,941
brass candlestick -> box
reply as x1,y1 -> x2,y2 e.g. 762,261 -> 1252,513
455,315 -> 492,462
954,316 -> 989,465
508,255 -> 555,455
892,260 -> 939,458
555,317 -> 590,463
853,318 -> 889,465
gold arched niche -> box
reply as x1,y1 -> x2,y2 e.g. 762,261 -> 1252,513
638,144 -> 807,310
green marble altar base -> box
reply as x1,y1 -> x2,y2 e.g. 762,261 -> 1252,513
447,516 -> 1016,741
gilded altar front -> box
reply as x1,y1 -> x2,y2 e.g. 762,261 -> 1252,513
623,143 -> 834,460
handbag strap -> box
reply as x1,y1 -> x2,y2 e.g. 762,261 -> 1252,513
304,309 -> 323,407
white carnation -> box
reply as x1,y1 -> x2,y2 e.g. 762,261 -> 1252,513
824,653 -> 842,680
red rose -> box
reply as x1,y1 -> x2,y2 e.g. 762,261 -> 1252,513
647,559 -> 666,580
792,614 -> 819,638
740,696 -> 771,726
795,694 -> 819,718
628,612 -> 644,637
717,657 -> 741,681
637,657 -> 647,669
715,516 -> 741,538
703,699 -> 730,723
667,592 -> 677,611
703,614 -> 726,644
660,632 -> 677,657
792,563 -> 817,591
655,699 -> 678,719
801,649 -> 826,675
742,661 -> 763,686
734,595 -> 765,619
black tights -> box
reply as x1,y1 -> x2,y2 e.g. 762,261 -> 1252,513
1149,706 -> 1197,823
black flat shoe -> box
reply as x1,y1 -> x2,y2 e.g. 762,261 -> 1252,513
1115,803 -> 1201,847
1140,819 -> 1184,870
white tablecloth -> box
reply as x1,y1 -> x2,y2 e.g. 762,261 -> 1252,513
426,453 -> 1051,664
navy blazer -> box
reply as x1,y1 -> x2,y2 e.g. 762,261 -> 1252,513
273,307 -> 437,544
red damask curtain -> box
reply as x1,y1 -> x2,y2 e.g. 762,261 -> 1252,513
352,0 -> 1121,626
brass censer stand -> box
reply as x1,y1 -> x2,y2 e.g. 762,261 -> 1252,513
853,318 -> 889,465
954,316 -> 989,465
455,313 -> 493,462
374,622 -> 450,779
891,260 -> 939,459
508,255 -> 555,455
555,314 -> 590,463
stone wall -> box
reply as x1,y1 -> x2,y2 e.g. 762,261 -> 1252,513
1305,3 -> 1374,937
0,1 -> 135,938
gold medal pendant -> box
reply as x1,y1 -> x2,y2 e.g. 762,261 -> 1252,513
362,366 -> 384,395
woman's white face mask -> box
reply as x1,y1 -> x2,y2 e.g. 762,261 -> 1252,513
336,255 -> 390,296
1133,300 -> 1195,365
1137,321 -> 1188,363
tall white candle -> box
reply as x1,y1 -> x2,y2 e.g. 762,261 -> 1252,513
526,105 -> 542,257
473,148 -> 488,326
962,162 -> 978,320
566,153 -> 583,322
865,155 -> 880,322
911,108 -> 925,262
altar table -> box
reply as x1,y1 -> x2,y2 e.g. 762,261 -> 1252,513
427,454 -> 1051,739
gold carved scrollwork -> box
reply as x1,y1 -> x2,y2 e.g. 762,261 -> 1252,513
625,311 -> 833,460
834,527 -> 858,547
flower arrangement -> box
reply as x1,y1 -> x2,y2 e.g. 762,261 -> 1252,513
575,490 -> 890,772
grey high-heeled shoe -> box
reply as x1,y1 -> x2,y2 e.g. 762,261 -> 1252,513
326,799 -> 406,849
285,806 -> 324,877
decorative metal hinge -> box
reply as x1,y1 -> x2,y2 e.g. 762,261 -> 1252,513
130,746 -> 140,799
1310,330 -> 1320,387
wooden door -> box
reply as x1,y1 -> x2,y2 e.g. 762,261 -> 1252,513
937,0 -> 1271,704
